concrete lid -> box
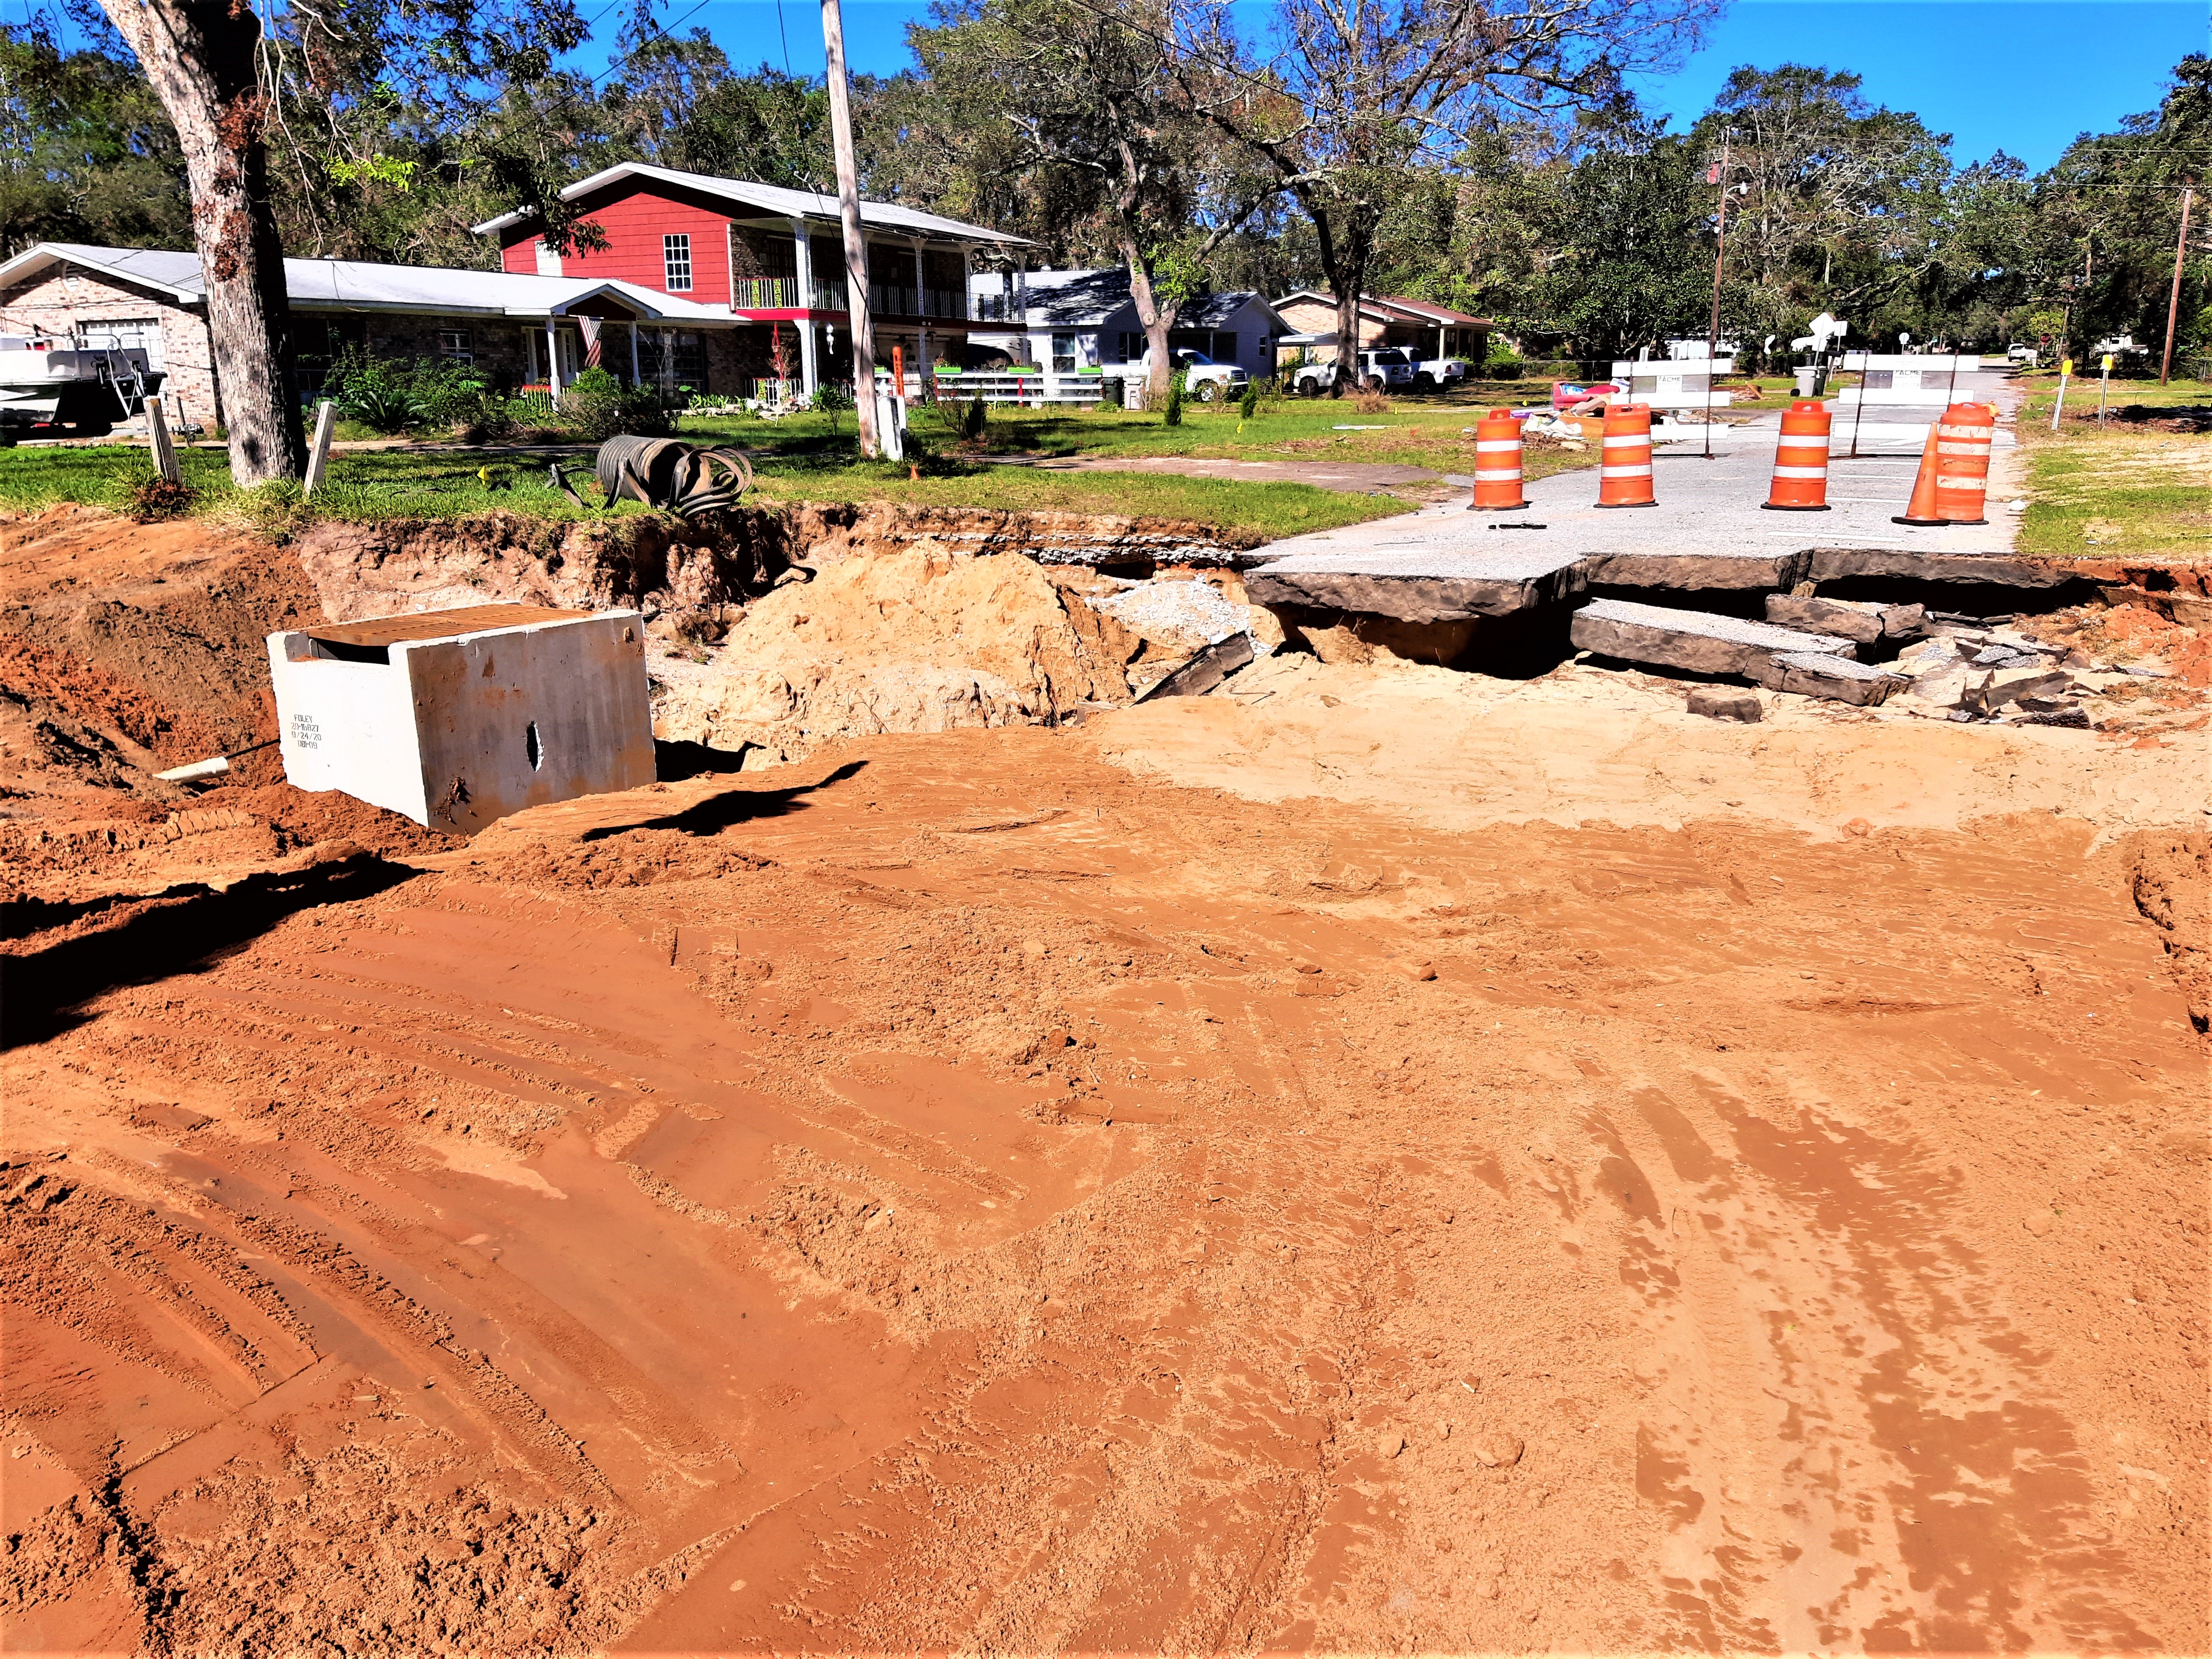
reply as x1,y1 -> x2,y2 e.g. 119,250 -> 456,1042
307,605 -> 593,648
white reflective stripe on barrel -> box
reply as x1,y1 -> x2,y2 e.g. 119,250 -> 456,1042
1937,442 -> 1987,457
1771,466 -> 1828,479
1600,464 -> 1654,478
1936,425 -> 1989,440
1602,434 -> 1649,449
1474,468 -> 1522,482
1776,442 -> 1829,456
1934,475 -> 1985,488
1475,440 -> 1521,453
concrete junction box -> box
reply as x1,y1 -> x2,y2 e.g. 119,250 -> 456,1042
268,604 -> 654,833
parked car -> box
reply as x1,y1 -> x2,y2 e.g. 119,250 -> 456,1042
1130,347 -> 1249,401
2005,342 -> 2034,362
1407,354 -> 1472,392
1290,349 -> 1415,396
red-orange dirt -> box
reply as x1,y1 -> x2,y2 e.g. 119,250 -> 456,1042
2,509 -> 2207,1657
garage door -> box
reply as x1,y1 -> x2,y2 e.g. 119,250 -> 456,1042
82,318 -> 164,369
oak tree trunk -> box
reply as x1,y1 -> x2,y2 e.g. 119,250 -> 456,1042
98,0 -> 304,483
1121,238 -> 1181,409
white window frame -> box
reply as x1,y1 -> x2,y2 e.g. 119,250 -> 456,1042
436,328 -> 473,364
664,233 -> 693,293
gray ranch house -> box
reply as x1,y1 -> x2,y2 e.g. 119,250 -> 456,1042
966,269 -> 1285,384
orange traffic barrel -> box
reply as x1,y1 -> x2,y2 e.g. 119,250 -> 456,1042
1893,401 -> 1995,526
1468,410 -> 1528,510
1760,399 -> 1832,511
1596,402 -> 1655,508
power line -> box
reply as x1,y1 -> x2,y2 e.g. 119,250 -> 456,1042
585,0 -> 711,87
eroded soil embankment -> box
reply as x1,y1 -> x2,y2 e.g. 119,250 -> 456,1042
290,498 -> 1253,635
0,505 -> 1246,914
3,732 -> 2206,1655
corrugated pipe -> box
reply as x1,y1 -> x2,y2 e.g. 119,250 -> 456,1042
594,435 -> 756,519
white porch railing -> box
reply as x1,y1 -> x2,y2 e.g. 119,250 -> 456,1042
884,369 -> 1120,405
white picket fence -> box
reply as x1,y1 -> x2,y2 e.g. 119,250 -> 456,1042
888,370 -> 1124,407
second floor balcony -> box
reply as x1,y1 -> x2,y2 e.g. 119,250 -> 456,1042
728,273 -> 969,320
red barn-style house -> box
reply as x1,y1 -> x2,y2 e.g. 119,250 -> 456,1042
473,163 -> 1032,399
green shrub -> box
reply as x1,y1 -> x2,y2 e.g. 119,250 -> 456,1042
815,380 -> 855,412
322,348 -> 502,435
1238,382 -> 1259,420
962,394 -> 988,441
561,367 -> 674,442
1483,343 -> 1525,380
1165,368 -> 1186,426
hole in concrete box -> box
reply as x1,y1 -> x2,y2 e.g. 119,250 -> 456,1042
525,721 -> 543,771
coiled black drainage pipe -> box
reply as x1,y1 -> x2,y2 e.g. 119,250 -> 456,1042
594,434 -> 756,519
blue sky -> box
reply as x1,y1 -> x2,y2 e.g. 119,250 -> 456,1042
659,0 -> 2201,171
27,0 -> 2202,173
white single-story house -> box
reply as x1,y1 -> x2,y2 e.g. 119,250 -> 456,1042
0,242 -> 742,430
967,269 -> 1285,380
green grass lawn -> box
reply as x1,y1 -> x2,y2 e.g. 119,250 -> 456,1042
0,424 -> 1406,544
682,397 -> 1545,477
2009,375 -> 2211,563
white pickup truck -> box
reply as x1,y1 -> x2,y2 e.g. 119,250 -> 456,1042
1130,347 -> 1249,401
1290,349 -> 1417,396
1405,352 -> 1471,392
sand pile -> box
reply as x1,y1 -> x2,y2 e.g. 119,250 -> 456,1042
652,540 -> 1146,764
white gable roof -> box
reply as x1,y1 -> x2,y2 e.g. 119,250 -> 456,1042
469,163 -> 1030,248
0,243 -> 737,324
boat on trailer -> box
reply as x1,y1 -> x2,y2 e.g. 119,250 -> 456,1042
0,332 -> 165,435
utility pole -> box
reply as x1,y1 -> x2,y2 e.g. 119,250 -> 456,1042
1702,129 -> 1735,461
821,0 -> 878,457
2162,180 -> 2196,387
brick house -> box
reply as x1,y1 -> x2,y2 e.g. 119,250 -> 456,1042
1272,290 -> 1491,365
472,162 -> 1031,398
0,242 -> 742,431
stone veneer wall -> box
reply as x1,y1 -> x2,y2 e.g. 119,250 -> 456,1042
0,265 -> 222,427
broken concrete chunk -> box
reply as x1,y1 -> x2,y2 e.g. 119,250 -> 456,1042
1585,548 -> 1812,592
1803,548 -> 2084,589
1881,603 -> 1928,641
1569,598 -> 1855,680
1133,632 -> 1255,702
1747,651 -> 1906,707
1763,594 -> 1885,644
1686,687 -> 1763,722
1244,546 -> 1587,623
1764,594 -> 1929,646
